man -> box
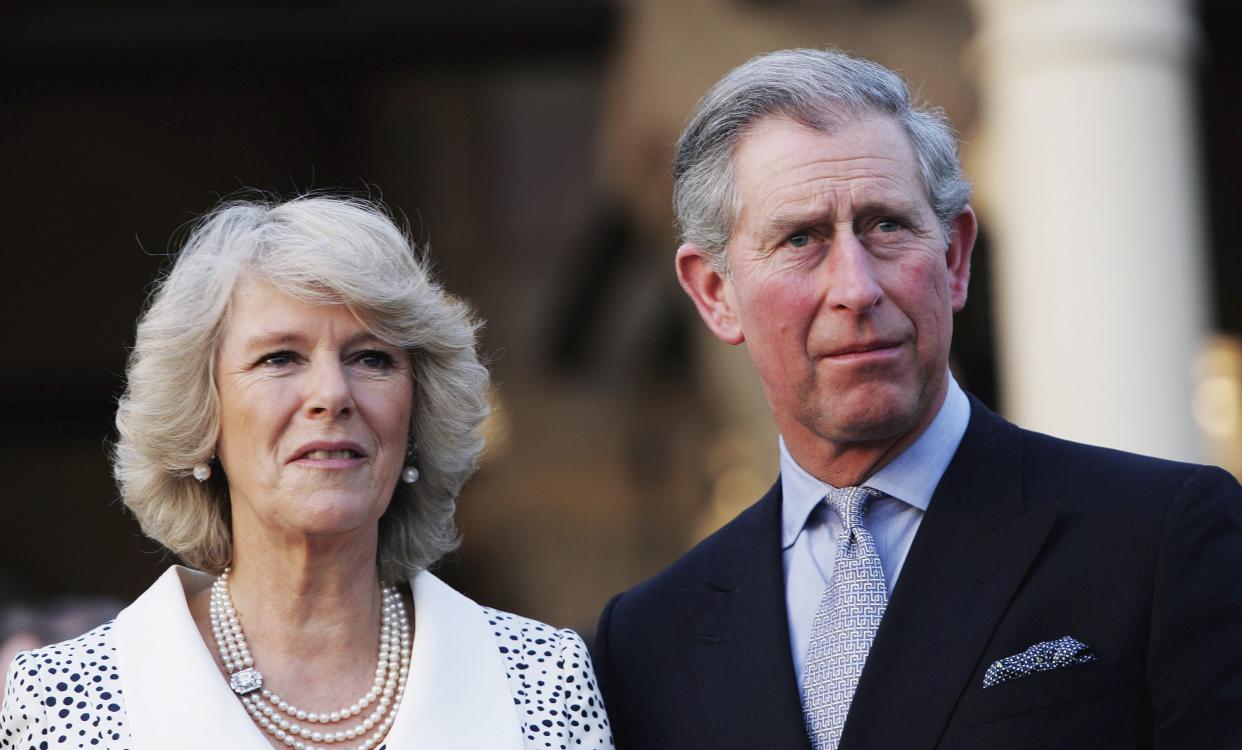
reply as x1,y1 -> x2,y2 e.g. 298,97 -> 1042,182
594,48 -> 1242,750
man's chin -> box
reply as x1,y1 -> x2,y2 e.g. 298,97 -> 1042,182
808,389 -> 926,446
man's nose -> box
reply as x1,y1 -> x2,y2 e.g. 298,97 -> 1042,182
824,232 -> 883,312
303,358 -> 354,418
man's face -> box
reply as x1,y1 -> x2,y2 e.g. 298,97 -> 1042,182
677,115 -> 974,473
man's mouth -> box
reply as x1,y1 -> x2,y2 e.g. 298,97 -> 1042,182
826,341 -> 902,357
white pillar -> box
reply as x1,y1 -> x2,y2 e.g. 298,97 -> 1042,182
970,0 -> 1209,461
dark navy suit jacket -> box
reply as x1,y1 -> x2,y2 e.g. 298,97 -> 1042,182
595,398 -> 1242,749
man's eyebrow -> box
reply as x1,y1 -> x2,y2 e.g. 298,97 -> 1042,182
758,198 -> 924,236
853,198 -> 924,219
759,209 -> 834,238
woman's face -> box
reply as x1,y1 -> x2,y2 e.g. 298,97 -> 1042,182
214,277 -> 413,548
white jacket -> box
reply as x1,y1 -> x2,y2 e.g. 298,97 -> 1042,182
1,566 -> 612,749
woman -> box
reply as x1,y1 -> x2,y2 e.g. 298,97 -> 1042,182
0,195 -> 612,749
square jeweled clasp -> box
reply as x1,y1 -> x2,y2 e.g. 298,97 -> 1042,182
229,667 -> 263,695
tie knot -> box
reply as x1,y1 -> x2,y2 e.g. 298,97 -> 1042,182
823,486 -> 879,530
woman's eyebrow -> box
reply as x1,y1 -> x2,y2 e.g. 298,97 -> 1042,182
240,330 -> 390,351
341,331 -> 389,349
240,331 -> 307,352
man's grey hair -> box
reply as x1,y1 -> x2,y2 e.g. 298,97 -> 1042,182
113,194 -> 490,582
672,48 -> 972,273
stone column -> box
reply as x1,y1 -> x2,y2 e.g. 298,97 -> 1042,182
970,0 -> 1209,461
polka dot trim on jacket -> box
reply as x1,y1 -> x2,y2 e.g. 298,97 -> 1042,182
2,610 -> 612,749
1,621 -> 129,749
483,608 -> 613,749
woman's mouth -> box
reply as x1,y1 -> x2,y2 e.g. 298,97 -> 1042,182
303,449 -> 362,460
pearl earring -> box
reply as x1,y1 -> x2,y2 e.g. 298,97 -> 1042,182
192,463 -> 212,482
402,439 -> 419,484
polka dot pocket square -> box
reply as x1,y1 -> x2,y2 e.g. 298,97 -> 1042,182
982,635 -> 1098,689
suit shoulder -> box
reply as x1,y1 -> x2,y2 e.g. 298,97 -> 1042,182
616,491 -> 770,598
1019,427 -> 1234,491
1014,427 -> 1240,524
606,486 -> 777,618
966,395 -> 1234,497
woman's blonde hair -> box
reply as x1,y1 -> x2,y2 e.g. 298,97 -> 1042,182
113,194 -> 489,580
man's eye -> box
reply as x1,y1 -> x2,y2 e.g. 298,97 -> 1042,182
787,232 -> 813,248
875,219 -> 903,233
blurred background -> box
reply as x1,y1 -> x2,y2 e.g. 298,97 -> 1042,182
3,0 -> 1240,652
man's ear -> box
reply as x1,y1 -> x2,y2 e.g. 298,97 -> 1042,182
675,242 -> 744,345
946,205 -> 977,312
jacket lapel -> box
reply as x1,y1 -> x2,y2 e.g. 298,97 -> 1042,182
390,571 -> 525,750
840,400 -> 1057,750
116,566 -> 273,750
116,566 -> 525,750
675,483 -> 813,750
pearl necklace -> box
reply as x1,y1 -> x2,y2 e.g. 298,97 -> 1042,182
209,568 -> 411,750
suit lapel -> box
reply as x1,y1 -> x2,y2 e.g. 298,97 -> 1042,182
841,400 -> 1058,750
675,483 -> 813,749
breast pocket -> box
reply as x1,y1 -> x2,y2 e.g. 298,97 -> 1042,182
943,656 -> 1138,749
942,686 -> 1138,750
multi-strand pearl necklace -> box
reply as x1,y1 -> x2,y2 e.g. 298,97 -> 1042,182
208,568 -> 411,750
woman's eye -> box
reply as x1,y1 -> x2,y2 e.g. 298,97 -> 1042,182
355,350 -> 396,369
260,351 -> 297,367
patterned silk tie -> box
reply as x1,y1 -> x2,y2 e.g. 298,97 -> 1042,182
801,486 -> 887,750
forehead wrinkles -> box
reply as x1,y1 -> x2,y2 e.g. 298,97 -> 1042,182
768,155 -> 916,205
726,116 -> 928,247
741,155 -> 921,237
760,121 -> 902,177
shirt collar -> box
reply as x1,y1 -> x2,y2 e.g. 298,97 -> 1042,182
780,374 -> 971,549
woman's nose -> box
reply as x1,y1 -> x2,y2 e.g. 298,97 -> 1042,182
303,359 -> 354,418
